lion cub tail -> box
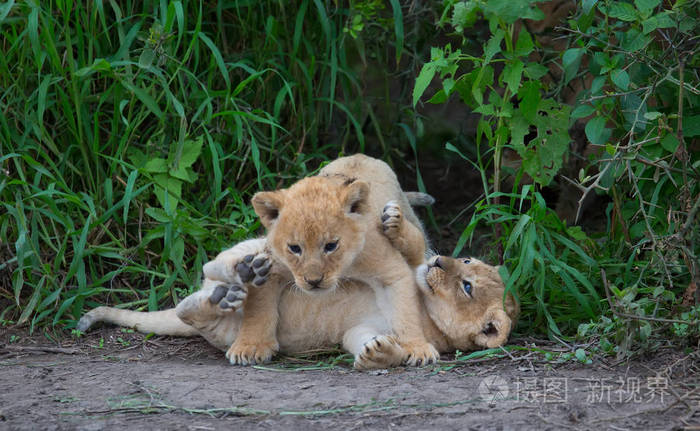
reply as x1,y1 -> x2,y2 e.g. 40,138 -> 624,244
404,191 -> 435,207
77,307 -> 198,337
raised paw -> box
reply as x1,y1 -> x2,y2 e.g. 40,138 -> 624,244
401,341 -> 440,367
225,339 -> 279,366
208,282 -> 248,312
354,335 -> 404,370
234,253 -> 273,287
381,200 -> 403,241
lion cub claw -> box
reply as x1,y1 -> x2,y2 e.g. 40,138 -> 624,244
354,335 -> 404,370
226,340 -> 279,366
381,200 -> 403,240
402,341 -> 440,367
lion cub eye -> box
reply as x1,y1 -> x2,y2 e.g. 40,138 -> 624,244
324,241 -> 338,253
462,257 -> 471,264
288,244 -> 302,255
461,280 -> 473,297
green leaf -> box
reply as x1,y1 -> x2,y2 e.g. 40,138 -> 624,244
119,79 -> 164,120
514,28 -> 534,57
642,11 -> 676,34
621,29 -> 651,52
145,207 -> 171,223
428,89 -> 448,104
629,221 -> 647,239
483,29 -> 504,64
585,116 -> 611,146
524,63 -> 548,80
153,174 -> 182,211
451,1 -> 478,32
572,104 -> 596,119
170,236 -> 185,264
198,32 -> 230,88
138,48 -> 155,67
509,112 -> 529,152
610,69 -> 630,90
562,48 -> 584,85
473,104 -> 495,115
0,0 -> 15,25
144,158 -> 168,173
518,81 -> 541,123
591,76 -> 606,95
413,64 -> 436,106
575,348 -> 587,362
683,115 -> 700,137
660,133 -> 679,153
583,0 -> 599,14
635,0 -> 660,12
442,77 -> 456,96
483,0 -> 544,24
18,281 -> 42,325
389,0 -> 404,63
501,60 -> 524,95
522,102 -> 571,186
643,111 -> 663,120
607,2 -> 638,21
177,137 -> 203,169
75,58 -> 112,77
621,94 -> 647,131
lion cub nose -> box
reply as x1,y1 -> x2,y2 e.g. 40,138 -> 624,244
304,276 -> 324,288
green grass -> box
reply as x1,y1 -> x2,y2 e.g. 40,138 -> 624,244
0,0 -> 406,330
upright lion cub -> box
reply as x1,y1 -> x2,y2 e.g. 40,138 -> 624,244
220,154 -> 438,366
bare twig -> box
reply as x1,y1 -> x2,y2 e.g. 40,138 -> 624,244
1,344 -> 80,355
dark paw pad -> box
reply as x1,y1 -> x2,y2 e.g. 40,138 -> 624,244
209,283 -> 247,310
236,254 -> 272,287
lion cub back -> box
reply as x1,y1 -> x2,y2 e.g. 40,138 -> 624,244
318,154 -> 423,229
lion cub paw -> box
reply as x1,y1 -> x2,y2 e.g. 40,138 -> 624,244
203,251 -> 272,287
235,253 -> 273,287
226,339 -> 279,366
354,335 -> 404,370
381,200 -> 403,241
208,282 -> 248,312
402,341 -> 440,367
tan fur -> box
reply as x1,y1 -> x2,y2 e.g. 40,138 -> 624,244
78,239 -> 518,369
237,154 -> 437,366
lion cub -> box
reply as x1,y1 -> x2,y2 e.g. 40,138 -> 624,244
214,154 -> 438,366
78,237 -> 519,369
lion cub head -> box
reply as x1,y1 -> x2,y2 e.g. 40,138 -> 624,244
251,176 -> 369,293
416,256 -> 519,350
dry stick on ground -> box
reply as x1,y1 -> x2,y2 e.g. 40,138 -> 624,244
1,344 -> 80,355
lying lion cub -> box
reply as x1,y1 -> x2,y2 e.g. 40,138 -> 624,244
223,154 -> 439,366
78,235 -> 518,369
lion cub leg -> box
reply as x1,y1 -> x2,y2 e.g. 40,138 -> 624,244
342,322 -> 405,369
381,201 -> 426,267
223,253 -> 283,366
380,270 -> 440,366
175,280 -> 245,351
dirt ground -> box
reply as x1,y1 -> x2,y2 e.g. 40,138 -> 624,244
1,327 -> 698,431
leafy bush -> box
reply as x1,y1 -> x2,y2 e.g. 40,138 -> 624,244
414,0 -> 699,347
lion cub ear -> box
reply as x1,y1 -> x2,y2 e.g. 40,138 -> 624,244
343,181 -> 369,215
252,191 -> 284,229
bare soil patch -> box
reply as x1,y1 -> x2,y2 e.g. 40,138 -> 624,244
1,327 -> 698,430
